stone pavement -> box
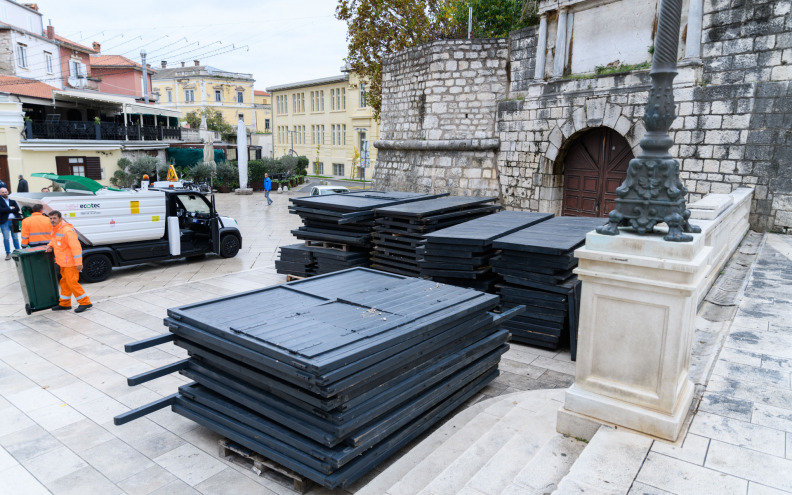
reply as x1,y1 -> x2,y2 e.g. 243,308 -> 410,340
627,233 -> 792,495
0,190 -> 577,495
2,188 -> 789,494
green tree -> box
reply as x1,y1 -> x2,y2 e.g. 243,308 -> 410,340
109,156 -> 161,188
335,0 -> 456,120
182,107 -> 234,136
449,0 -> 537,38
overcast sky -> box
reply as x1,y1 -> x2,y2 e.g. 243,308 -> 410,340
32,0 -> 351,90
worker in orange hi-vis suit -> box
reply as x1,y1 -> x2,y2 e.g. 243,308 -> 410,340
46,210 -> 92,313
20,204 -> 52,247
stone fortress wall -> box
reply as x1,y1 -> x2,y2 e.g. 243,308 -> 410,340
373,39 -> 508,199
373,0 -> 792,232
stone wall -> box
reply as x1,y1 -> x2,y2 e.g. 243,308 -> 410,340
496,0 -> 792,232
373,39 -> 509,198
374,0 -> 792,231
509,26 -> 539,94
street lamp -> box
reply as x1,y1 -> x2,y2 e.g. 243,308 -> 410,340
596,0 -> 700,242
140,49 -> 148,105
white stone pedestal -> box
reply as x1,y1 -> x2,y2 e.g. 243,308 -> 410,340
234,188 -> 253,195
558,228 -> 712,441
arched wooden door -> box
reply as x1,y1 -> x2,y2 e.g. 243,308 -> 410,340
562,128 -> 633,217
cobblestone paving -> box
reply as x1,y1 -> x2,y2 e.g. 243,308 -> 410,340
0,190 -> 576,494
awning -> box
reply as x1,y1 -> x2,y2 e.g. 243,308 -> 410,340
31,173 -> 123,194
124,103 -> 181,118
52,90 -> 181,118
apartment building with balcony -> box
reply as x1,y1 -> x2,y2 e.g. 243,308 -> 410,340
0,74 -> 183,190
267,72 -> 378,179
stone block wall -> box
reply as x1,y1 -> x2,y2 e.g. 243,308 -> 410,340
496,0 -> 792,231
373,39 -> 509,198
374,0 -> 792,230
509,26 -> 539,93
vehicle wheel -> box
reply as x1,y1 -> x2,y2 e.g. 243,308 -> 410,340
219,234 -> 241,258
25,304 -> 32,315
81,254 -> 113,283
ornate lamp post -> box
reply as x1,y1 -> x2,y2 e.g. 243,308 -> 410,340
596,0 -> 700,242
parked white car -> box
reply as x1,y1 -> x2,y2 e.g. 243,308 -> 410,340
309,185 -> 350,196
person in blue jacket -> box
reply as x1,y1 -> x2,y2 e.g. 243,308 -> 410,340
264,173 -> 273,206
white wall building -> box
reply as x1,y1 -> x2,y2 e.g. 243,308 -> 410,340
0,0 -> 63,89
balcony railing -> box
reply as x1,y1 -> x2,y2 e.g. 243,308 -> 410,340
25,120 -> 182,142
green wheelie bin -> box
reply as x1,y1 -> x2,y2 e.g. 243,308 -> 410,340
12,247 -> 59,315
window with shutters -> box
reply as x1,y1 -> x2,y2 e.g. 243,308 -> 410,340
56,156 -> 101,180
215,90 -> 221,102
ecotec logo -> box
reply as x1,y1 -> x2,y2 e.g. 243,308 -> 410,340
80,203 -> 101,209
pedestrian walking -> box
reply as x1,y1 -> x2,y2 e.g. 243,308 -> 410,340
46,211 -> 92,312
264,173 -> 273,206
0,187 -> 21,260
17,175 -> 28,193
21,204 -> 51,248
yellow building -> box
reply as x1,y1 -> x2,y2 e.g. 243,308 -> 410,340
253,90 -> 272,133
151,61 -> 256,129
267,72 -> 379,179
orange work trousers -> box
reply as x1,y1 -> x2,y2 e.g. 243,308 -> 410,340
58,266 -> 92,307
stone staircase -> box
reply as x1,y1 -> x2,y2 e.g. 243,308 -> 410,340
355,388 -> 654,495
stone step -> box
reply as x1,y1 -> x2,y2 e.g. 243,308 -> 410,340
418,404 -> 537,495
359,388 -> 568,495
355,394 -> 510,495
385,398 -> 515,495
552,426 -> 653,495
501,433 -> 587,495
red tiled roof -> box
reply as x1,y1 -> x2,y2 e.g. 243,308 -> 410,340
0,75 -> 56,99
54,34 -> 97,54
254,90 -> 270,96
90,55 -> 155,72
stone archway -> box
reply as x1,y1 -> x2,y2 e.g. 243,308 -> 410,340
561,127 -> 633,217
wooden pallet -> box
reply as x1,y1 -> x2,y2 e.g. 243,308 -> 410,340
285,274 -> 306,282
304,240 -> 349,251
218,438 -> 312,493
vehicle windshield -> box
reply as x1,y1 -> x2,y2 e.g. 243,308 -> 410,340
177,194 -> 211,214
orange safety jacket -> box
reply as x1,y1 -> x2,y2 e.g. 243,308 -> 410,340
21,212 -> 52,247
48,220 -> 82,267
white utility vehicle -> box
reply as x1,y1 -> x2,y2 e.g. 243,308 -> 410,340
11,174 -> 242,282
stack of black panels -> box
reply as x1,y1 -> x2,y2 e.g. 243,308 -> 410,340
418,211 -> 554,292
280,191 -> 442,278
372,196 -> 502,277
275,244 -> 371,277
491,217 -> 604,352
119,268 -> 520,490
275,244 -> 316,277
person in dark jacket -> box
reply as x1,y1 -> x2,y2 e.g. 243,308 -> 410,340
0,187 -> 21,260
17,175 -> 28,193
